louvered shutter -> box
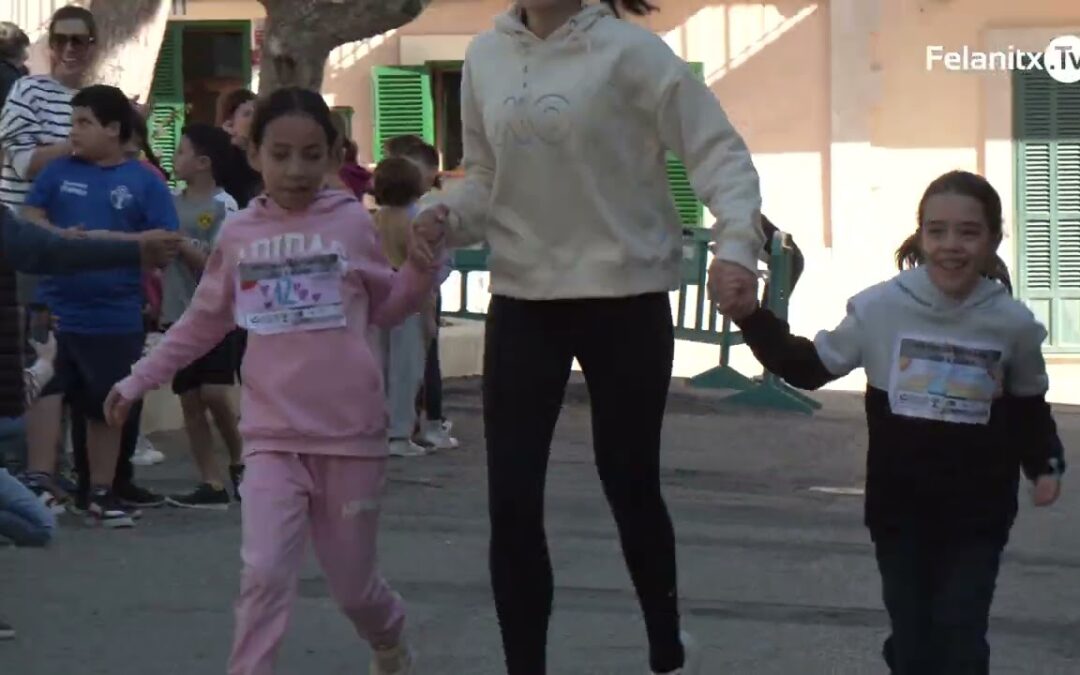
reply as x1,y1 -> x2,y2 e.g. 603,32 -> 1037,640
1014,68 -> 1080,350
371,66 -> 434,162
148,23 -> 185,182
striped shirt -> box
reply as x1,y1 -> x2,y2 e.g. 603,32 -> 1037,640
0,75 -> 74,209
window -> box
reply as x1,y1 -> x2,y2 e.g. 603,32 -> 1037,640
1013,67 -> 1080,351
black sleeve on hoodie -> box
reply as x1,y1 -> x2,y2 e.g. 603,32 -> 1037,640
735,307 -> 837,390
1009,395 -> 1066,480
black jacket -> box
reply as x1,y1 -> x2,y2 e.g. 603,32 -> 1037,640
737,306 -> 1064,539
0,208 -> 142,416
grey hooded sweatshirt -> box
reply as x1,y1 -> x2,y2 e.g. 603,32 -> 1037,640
737,266 -> 1062,536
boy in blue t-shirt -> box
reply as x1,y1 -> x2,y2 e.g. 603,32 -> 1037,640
21,84 -> 178,528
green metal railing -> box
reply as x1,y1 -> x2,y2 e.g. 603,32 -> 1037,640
688,231 -> 821,415
444,229 -> 820,415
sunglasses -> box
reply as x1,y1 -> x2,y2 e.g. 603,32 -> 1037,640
49,33 -> 94,50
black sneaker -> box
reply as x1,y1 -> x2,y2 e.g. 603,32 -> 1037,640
87,489 -> 135,529
229,464 -> 245,502
114,482 -> 166,509
167,483 -> 231,511
0,618 -> 14,640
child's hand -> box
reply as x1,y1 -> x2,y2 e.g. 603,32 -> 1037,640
709,259 -> 759,320
719,271 -> 759,321
103,386 -> 137,428
138,230 -> 183,268
1033,474 -> 1061,506
409,205 -> 448,268
31,332 -> 57,365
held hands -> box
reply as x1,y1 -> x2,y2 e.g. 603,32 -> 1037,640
708,258 -> 759,320
103,386 -> 137,428
138,230 -> 183,269
409,205 -> 449,268
1033,474 -> 1061,507
30,332 -> 57,365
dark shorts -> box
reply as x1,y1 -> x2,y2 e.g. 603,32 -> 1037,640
40,332 -> 145,421
171,329 -> 240,395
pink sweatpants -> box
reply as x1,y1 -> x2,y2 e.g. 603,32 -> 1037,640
227,451 -> 406,675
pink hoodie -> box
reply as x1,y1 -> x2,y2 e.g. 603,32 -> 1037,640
116,190 -> 434,458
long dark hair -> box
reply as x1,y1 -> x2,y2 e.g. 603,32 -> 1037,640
895,170 -> 1012,293
602,0 -> 658,16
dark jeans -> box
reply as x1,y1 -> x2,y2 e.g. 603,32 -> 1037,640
874,531 -> 1005,675
72,400 -> 143,497
423,293 -> 443,421
483,293 -> 682,674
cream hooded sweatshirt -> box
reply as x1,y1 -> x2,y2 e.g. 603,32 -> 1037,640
429,2 -> 764,300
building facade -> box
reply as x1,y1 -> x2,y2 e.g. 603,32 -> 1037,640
4,0 -> 1080,398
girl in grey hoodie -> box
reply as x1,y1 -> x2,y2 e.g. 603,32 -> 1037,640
732,170 -> 1064,675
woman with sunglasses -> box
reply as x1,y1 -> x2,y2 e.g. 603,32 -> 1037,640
0,5 -> 97,216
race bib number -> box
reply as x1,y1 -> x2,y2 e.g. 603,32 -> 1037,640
888,336 -> 1004,425
236,253 -> 345,335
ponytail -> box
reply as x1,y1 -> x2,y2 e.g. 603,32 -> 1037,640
602,0 -> 658,17
986,254 -> 1014,294
895,233 -> 922,270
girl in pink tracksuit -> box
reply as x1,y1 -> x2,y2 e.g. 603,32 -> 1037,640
104,88 -> 443,675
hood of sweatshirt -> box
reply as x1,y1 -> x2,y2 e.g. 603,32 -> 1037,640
248,188 -> 358,221
493,2 -> 612,48
815,266 -> 1047,397
893,265 -> 1008,312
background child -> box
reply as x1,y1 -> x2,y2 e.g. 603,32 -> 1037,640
21,84 -> 178,528
218,87 -> 261,208
729,170 -> 1064,674
130,105 -> 167,467
384,135 -> 457,450
372,156 -> 429,458
105,86 -> 444,675
162,122 -> 244,509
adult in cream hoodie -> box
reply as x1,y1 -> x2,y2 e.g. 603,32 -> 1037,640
422,1 -> 763,673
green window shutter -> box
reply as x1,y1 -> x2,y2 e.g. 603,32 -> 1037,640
148,24 -> 185,182
1014,68 -> 1080,350
371,66 -> 434,162
667,61 -> 705,228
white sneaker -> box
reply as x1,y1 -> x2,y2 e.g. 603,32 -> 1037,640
370,642 -> 414,674
131,437 -> 165,466
388,439 -> 427,457
416,419 -> 459,450
653,632 -> 701,675
36,488 -> 66,516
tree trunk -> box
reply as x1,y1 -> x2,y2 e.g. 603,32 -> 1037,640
257,0 -> 432,93
86,0 -> 171,102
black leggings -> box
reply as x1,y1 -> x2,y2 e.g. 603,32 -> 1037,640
483,293 -> 682,674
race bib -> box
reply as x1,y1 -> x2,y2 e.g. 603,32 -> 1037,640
888,336 -> 1004,425
236,253 -> 346,335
